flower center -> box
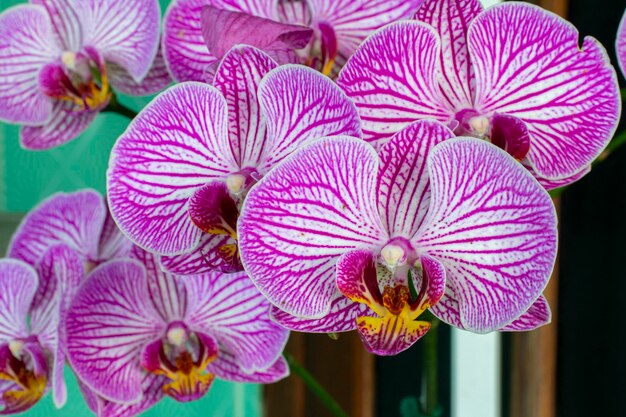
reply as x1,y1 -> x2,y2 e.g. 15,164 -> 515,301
40,48 -> 111,112
0,340 -> 47,413
143,327 -> 218,402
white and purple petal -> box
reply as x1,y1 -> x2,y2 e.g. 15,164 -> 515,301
160,233 -> 236,275
107,47 -> 172,96
501,294 -> 551,331
377,120 -> 454,239
0,260 -> 38,342
184,271 -> 288,373
307,0 -> 422,58
0,5 -> 59,125
66,260 -> 164,403
108,82 -> 237,255
213,45 -> 277,168
414,0 -> 482,111
337,21 -> 452,146
8,189 -> 104,266
470,2 -> 620,180
415,138 -> 558,333
257,65 -> 361,174
617,9 -> 626,79
239,136 -> 387,318
31,0 -> 83,51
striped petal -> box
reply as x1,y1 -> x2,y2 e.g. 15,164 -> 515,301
209,0 -> 278,19
307,0 -> 422,58
8,189 -> 104,266
214,45 -> 277,168
257,65 -> 361,174
31,0 -> 82,51
414,0 -> 482,111
20,101 -> 97,150
415,138 -> 558,333
0,260 -> 37,343
470,2 -> 620,180
160,233 -> 236,275
108,82 -> 237,255
617,9 -> 626,79
65,261 -> 164,403
75,0 -> 161,81
107,47 -> 172,96
270,293 -> 371,333
501,295 -> 551,331
131,247 -> 188,322
337,21 -> 452,146
184,271 -> 289,373
0,5 -> 58,125
209,353 -> 288,383
201,7 -> 312,61
377,120 -> 454,239
163,0 -> 217,82
31,245 -> 83,409
239,136 -> 387,318
97,207 -> 133,262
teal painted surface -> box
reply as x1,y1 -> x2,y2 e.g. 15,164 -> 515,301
0,0 -> 264,415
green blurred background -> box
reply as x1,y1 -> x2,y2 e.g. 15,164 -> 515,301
0,0 -> 263,415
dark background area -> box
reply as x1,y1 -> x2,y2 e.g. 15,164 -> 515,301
558,0 -> 626,416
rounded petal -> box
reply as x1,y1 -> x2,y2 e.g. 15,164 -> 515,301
337,21 -> 452,146
8,189 -> 105,266
77,0 -> 161,81
239,136 -> 387,318
617,9 -> 626,79
415,138 -> 558,333
470,2 -> 620,179
108,82 -> 237,255
0,260 -> 38,342
214,45 -> 277,168
20,101 -> 97,150
85,374 -> 166,417
184,271 -> 289,373
377,120 -> 454,239
160,233 -> 237,275
163,0 -> 218,82
500,294 -> 551,331
257,65 -> 362,174
414,0 -> 483,111
108,47 -> 172,96
308,0 -> 422,58
0,5 -> 58,125
31,0 -> 83,51
65,261 -> 164,403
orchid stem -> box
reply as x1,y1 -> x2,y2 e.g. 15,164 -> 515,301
104,94 -> 138,119
284,352 -> 350,417
421,319 -> 442,417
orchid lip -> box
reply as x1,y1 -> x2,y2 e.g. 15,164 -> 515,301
0,341 -> 48,413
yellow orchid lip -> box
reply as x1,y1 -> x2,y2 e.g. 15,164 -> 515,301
0,345 -> 47,414
158,351 -> 217,403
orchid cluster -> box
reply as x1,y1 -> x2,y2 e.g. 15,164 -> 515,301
0,0 -> 624,415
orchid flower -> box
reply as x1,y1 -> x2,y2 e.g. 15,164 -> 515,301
0,0 -> 170,150
65,246 -> 289,417
108,45 -> 361,275
162,0 -> 421,82
0,245 -> 82,413
616,8 -> 626,79
337,0 -> 621,189
237,120 -> 557,356
8,189 -> 132,272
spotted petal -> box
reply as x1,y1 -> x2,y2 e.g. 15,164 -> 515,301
377,120 -> 454,239
0,260 -> 37,343
501,295 -> 551,331
338,21 -> 451,146
213,45 -> 277,168
0,5 -> 58,125
257,66 -> 361,174
470,2 -> 620,180
307,0 -> 422,58
108,82 -> 237,255
239,136 -> 387,318
414,0 -> 482,111
8,189 -> 104,266
415,138 -> 557,333
20,101 -> 98,150
184,271 -> 288,373
66,261 -> 164,403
